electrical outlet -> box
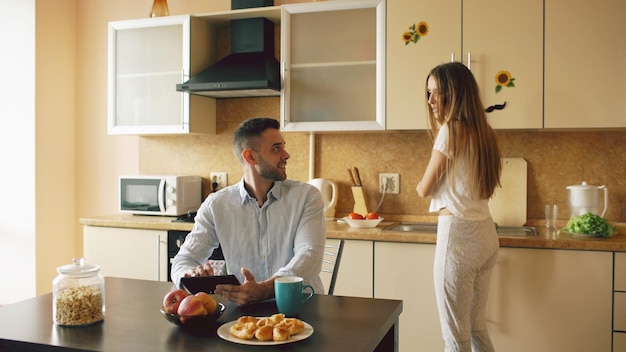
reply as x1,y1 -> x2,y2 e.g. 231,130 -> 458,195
210,172 -> 227,191
379,173 -> 400,194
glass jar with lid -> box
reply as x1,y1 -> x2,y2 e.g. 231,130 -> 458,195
53,258 -> 105,326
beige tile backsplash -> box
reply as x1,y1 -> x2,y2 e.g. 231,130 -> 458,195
140,97 -> 625,223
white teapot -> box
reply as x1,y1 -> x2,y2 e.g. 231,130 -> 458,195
308,178 -> 338,221
566,181 -> 608,218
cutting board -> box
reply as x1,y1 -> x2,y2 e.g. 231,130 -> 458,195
488,158 -> 527,227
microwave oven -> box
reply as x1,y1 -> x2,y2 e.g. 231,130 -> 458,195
119,175 -> 202,216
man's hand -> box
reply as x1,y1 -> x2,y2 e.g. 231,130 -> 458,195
182,261 -> 214,278
215,267 -> 274,306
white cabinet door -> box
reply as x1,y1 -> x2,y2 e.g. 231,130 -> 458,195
487,248 -> 613,352
386,0 -> 459,130
386,0 -> 543,130
615,252 -> 626,291
545,0 -> 626,128
108,15 -> 216,135
374,242 -> 442,351
615,293 -> 626,332
281,0 -> 386,132
332,240 -> 373,298
83,226 -> 168,282
615,332 -> 626,352
374,243 -> 613,351
463,0 -> 543,130
615,252 -> 626,351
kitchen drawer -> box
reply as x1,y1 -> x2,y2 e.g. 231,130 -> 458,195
615,332 -> 626,352
616,252 -> 626,291
615,292 -> 626,331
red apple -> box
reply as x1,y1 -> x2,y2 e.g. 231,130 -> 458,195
162,289 -> 189,314
194,292 -> 218,315
177,295 -> 207,322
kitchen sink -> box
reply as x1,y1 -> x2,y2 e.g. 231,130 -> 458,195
496,226 -> 538,237
383,222 -> 438,233
382,222 -> 537,237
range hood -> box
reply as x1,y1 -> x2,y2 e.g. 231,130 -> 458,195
176,17 -> 280,98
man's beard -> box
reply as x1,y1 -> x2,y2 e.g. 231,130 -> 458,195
256,156 -> 287,181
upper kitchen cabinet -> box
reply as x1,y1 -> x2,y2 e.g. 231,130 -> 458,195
386,0 -> 543,130
280,0 -> 386,132
386,0 -> 459,130
108,15 -> 216,135
545,0 -> 626,128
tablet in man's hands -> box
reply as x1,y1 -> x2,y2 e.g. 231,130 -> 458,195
181,275 -> 240,294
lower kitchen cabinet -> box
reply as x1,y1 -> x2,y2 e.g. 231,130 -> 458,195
374,242 -> 441,351
615,333 -> 626,352
487,248 -> 613,352
332,240 -> 373,298
83,226 -> 168,282
615,252 -> 626,351
372,243 -> 613,351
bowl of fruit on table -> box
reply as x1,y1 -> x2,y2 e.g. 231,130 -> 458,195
161,289 -> 225,329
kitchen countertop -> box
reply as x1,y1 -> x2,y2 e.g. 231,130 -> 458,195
79,215 -> 626,252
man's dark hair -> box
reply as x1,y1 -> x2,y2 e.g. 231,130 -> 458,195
232,117 -> 280,163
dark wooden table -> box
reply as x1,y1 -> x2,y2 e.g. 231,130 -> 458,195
0,277 -> 402,352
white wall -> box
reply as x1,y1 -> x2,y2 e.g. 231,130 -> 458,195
0,0 -> 36,304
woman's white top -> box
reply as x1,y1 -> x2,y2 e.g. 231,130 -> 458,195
428,123 -> 492,220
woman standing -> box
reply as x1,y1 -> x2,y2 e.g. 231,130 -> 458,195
416,62 -> 502,352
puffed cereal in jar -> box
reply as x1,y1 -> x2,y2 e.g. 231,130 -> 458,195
53,258 -> 105,326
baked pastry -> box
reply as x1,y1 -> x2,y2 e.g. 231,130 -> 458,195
269,313 -> 285,325
229,323 -> 255,340
256,317 -> 273,327
273,326 -> 290,341
254,325 -> 274,341
237,316 -> 259,324
278,318 -> 305,335
230,314 -> 305,342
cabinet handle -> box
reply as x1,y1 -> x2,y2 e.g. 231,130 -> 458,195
467,52 -> 471,71
181,68 -> 186,129
450,53 -> 455,62
281,61 -> 287,126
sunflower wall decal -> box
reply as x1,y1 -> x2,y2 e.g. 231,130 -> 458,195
495,70 -> 515,93
403,21 -> 429,45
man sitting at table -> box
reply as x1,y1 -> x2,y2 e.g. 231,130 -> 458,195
171,117 -> 326,306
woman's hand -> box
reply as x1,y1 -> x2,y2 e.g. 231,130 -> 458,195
215,267 -> 274,306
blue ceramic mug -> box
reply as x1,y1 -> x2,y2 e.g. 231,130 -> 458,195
274,276 -> 314,317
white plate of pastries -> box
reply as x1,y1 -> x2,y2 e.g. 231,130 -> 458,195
217,313 -> 313,345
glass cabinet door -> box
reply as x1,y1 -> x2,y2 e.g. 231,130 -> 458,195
113,24 -> 183,128
281,0 -> 386,132
108,15 -> 215,135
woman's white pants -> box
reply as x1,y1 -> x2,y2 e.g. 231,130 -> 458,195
434,215 -> 499,352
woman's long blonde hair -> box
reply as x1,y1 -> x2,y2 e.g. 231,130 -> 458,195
425,62 -> 501,199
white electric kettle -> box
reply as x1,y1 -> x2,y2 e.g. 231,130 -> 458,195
566,181 -> 608,218
308,178 -> 338,221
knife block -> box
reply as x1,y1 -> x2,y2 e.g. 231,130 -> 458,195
351,186 -> 369,215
